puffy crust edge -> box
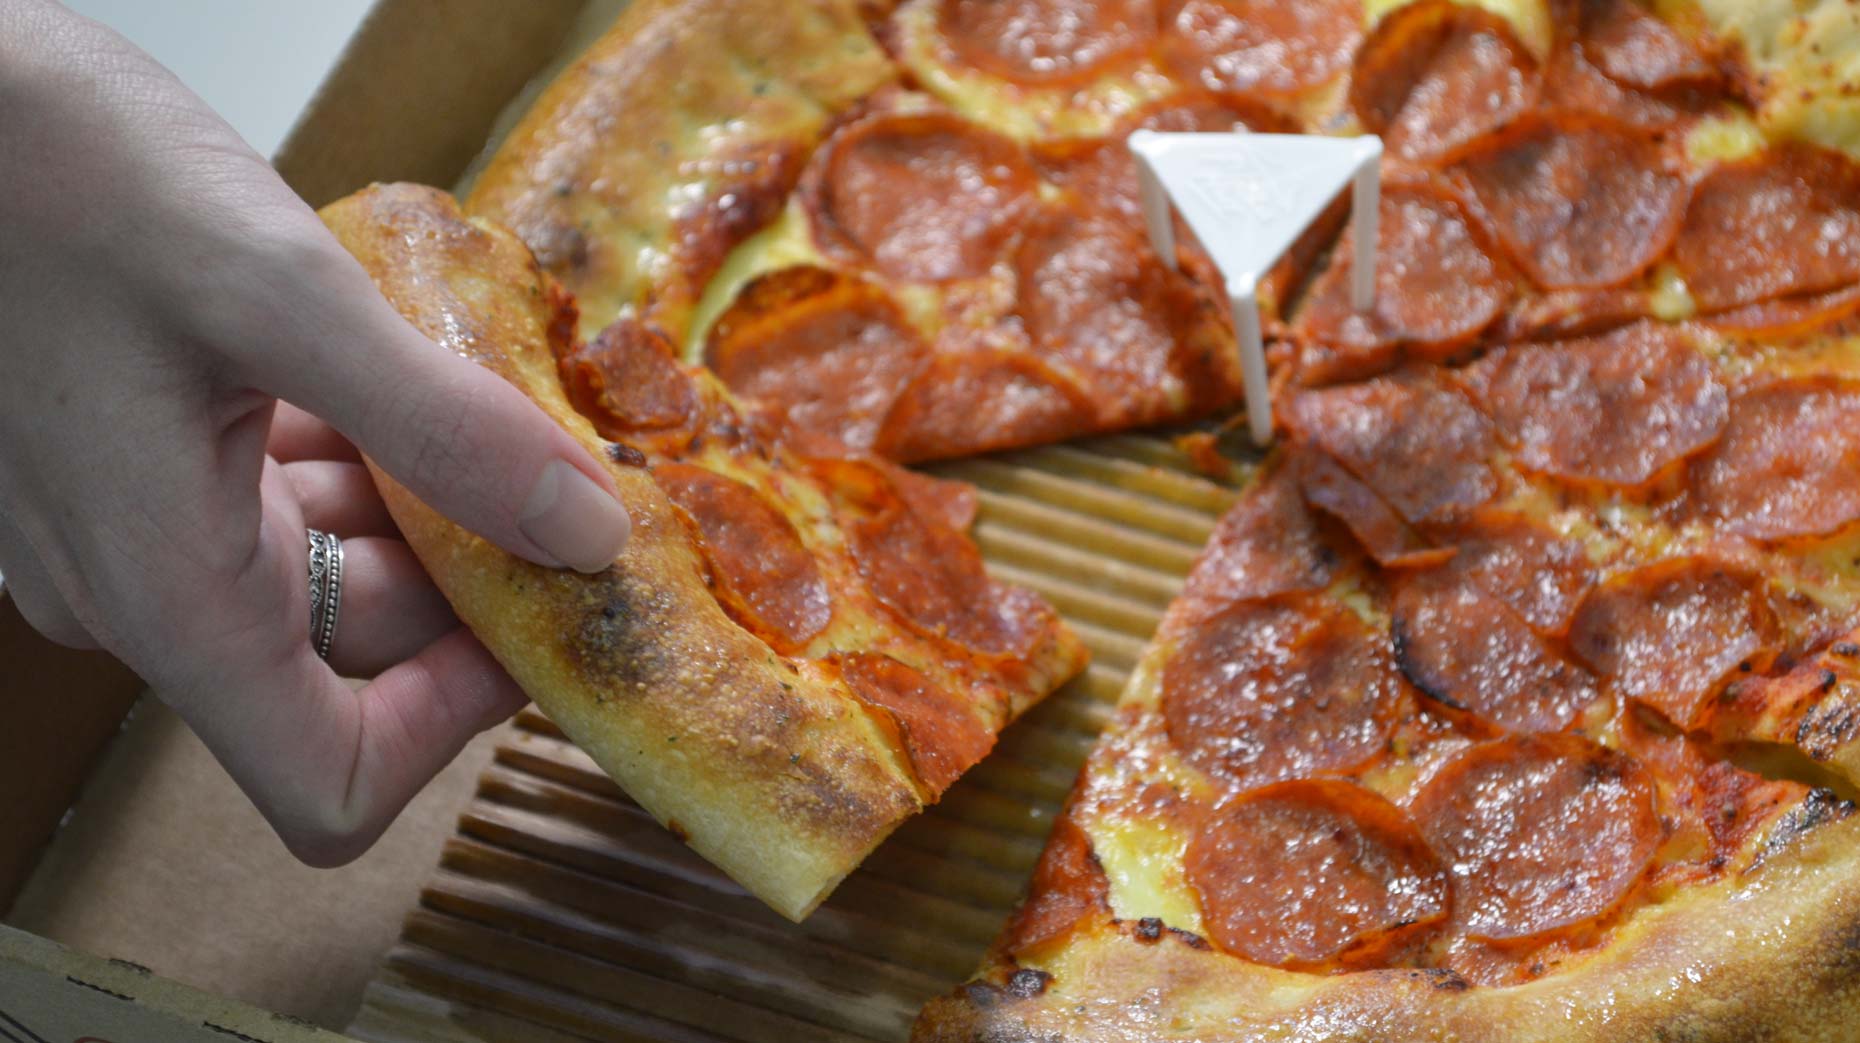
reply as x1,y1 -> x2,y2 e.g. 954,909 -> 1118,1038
322,183 -> 921,921
914,810 -> 1860,1042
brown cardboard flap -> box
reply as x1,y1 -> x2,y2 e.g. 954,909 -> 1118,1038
272,0 -> 585,206
0,592 -> 141,916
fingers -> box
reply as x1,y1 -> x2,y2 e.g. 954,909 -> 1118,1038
268,403 -> 361,464
322,537 -> 456,678
174,629 -> 526,868
284,460 -> 397,538
0,510 -> 98,650
237,233 -> 630,574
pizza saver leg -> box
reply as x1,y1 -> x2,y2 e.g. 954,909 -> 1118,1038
1129,131 -> 1382,445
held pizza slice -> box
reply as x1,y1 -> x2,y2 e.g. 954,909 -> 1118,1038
320,183 -> 1086,921
916,317 -> 1860,1040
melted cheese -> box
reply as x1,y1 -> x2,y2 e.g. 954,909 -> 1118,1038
681,200 -> 824,362
1694,0 -> 1860,158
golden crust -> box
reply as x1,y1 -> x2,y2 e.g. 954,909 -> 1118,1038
321,183 -> 923,920
465,0 -> 896,340
916,812 -> 1860,1042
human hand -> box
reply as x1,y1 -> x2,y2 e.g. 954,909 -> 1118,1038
0,1 -> 631,864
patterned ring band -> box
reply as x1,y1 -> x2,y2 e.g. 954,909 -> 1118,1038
306,528 -> 345,661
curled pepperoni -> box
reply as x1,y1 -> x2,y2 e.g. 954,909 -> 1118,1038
1014,212 -> 1226,423
1689,378 -> 1860,542
1568,557 -> 1777,728
1352,0 -> 1540,165
1393,576 -> 1599,733
811,112 -> 1038,283
1462,323 -> 1727,488
1428,508 -> 1594,634
1293,184 -> 1511,383
1673,144 -> 1860,313
1414,735 -> 1658,941
1159,0 -> 1363,97
1284,372 -> 1497,527
1179,463 -> 1344,621
838,653 -> 994,797
821,456 -> 1049,657
1004,814 -> 1109,956
875,347 -> 1097,462
1297,450 -> 1450,569
1162,594 -> 1407,790
559,318 -> 696,440
705,266 -> 928,453
1707,282 -> 1860,339
936,0 -> 1156,84
652,463 -> 833,653
1186,780 -> 1447,969
1574,0 -> 1718,92
1457,113 -> 1688,290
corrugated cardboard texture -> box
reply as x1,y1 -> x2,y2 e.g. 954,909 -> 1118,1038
349,435 -> 1250,1042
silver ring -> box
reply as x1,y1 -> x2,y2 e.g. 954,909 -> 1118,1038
306,529 -> 344,661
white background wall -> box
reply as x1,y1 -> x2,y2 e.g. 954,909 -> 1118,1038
61,0 -> 374,157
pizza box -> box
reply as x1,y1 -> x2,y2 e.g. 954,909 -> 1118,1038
0,1 -> 1251,1039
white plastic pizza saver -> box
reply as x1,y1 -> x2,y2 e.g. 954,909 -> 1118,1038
1127,131 -> 1384,445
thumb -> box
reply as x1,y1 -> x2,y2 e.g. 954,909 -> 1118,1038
234,222 -> 631,573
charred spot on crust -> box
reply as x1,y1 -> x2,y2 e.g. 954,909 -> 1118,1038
666,818 -> 690,842
1133,917 -> 1164,943
1754,787 -> 1856,869
1006,969 -> 1052,998
1404,967 -> 1471,992
567,574 -> 680,695
606,441 -> 649,467
1796,694 -> 1860,760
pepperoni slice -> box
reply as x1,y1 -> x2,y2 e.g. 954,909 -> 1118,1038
1159,0 -> 1363,97
1707,283 -> 1860,339
1293,184 -> 1511,382
1689,378 -> 1860,542
1284,372 -> 1497,527
1162,594 -> 1407,790
1186,780 -> 1447,969
881,463 -> 980,533
1457,113 -> 1688,290
1428,508 -> 1594,634
1393,576 -> 1599,732
1014,211 -> 1224,423
838,653 -> 994,797
1462,323 -> 1727,488
1413,734 -> 1658,941
1179,463 -> 1344,621
560,318 -> 697,440
705,266 -> 928,453
652,463 -> 833,653
1575,0 -> 1718,92
1491,284 -> 1655,342
822,456 -> 1049,657
1297,450 -> 1451,569
1673,144 -> 1860,313
875,348 -> 1097,462
1351,0 -> 1540,165
1004,814 -> 1109,956
1568,557 -> 1778,728
936,0 -> 1157,85
812,112 -> 1038,283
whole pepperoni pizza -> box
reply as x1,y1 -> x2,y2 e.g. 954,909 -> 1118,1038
336,0 -> 1860,1034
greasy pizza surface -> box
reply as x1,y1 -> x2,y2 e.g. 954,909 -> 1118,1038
905,0 -> 1860,1039
320,184 -> 1084,922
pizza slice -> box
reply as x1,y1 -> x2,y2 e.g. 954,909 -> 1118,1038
320,182 -> 1086,921
915,298 -> 1860,1038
